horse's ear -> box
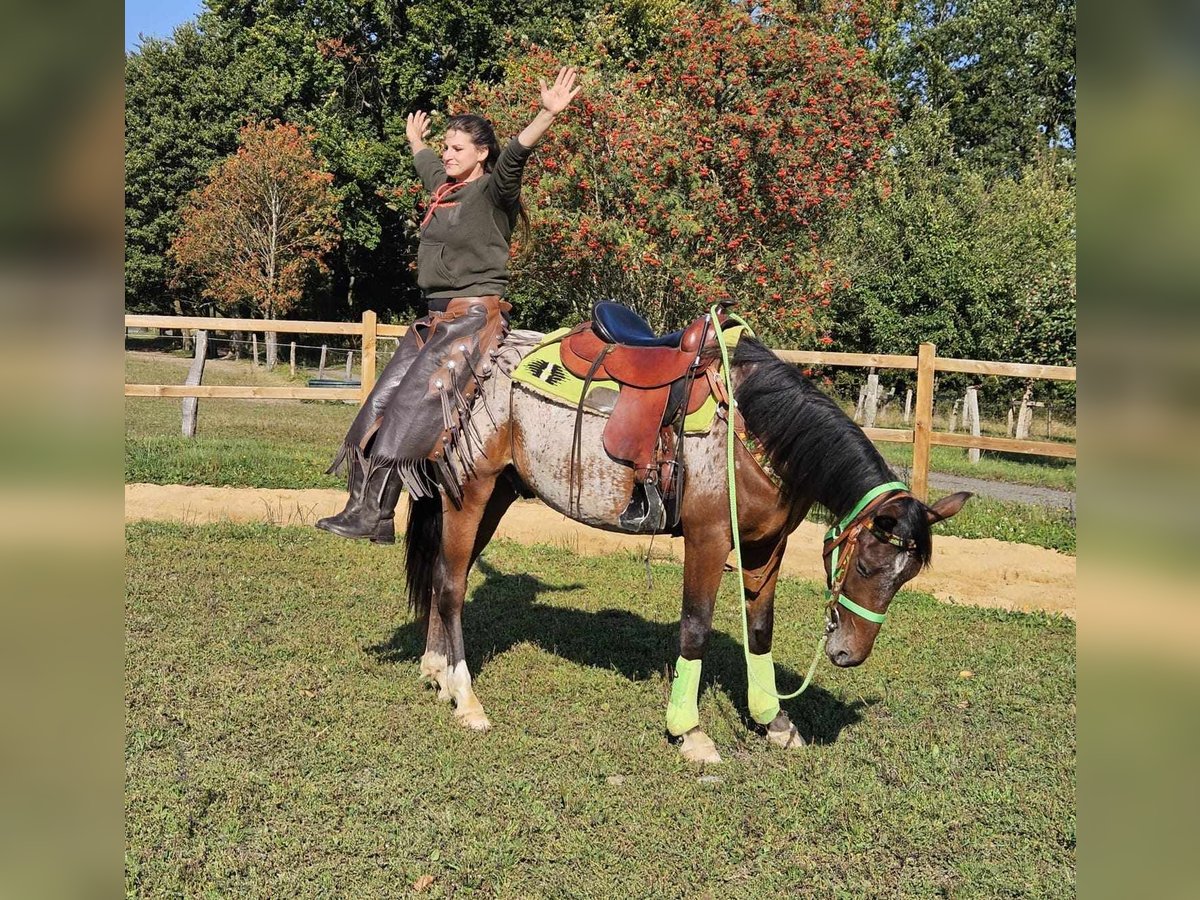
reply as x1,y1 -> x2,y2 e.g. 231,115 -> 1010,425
926,492 -> 972,525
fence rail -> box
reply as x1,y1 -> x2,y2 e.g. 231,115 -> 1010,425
125,312 -> 1076,501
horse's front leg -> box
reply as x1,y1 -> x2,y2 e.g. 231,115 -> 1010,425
743,537 -> 805,749
669,531 -> 730,764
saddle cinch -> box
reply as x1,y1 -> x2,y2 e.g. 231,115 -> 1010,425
559,301 -> 730,532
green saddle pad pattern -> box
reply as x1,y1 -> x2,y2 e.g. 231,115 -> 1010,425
512,325 -> 746,435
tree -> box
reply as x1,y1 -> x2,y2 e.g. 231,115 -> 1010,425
855,0 -> 1075,176
459,1 -> 893,343
170,121 -> 340,366
125,22 -> 248,314
127,0 -> 666,319
826,110 -> 1075,367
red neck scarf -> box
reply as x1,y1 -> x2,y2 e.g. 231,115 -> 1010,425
420,180 -> 468,228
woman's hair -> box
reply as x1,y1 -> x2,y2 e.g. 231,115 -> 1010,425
444,114 -> 531,240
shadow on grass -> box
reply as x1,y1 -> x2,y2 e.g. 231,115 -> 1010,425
366,559 -> 866,745
126,335 -> 188,353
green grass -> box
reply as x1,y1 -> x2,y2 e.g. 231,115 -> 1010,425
929,492 -> 1075,553
126,351 -> 356,488
126,523 -> 1075,898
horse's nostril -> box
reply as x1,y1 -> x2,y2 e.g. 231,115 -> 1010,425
833,649 -> 850,666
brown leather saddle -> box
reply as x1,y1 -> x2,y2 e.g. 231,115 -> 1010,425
560,302 -> 728,531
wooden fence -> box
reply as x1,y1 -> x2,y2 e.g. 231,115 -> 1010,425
125,313 -> 1076,501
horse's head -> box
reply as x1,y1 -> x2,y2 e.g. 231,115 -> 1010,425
823,491 -> 972,667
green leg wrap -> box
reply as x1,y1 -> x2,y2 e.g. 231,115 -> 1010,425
747,652 -> 781,725
666,656 -> 703,737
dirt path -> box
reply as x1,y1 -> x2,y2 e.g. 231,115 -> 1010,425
125,484 -> 1075,618
925,471 -> 1074,509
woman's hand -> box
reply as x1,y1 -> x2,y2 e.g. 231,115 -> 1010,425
406,111 -> 431,151
539,67 -> 581,116
518,66 -> 583,148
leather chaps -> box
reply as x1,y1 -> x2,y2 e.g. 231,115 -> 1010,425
327,295 -> 510,506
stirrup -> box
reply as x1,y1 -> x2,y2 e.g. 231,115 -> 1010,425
619,479 -> 667,533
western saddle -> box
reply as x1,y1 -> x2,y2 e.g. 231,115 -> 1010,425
559,301 -> 730,532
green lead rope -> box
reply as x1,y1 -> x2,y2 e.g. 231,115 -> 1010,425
709,307 -> 826,702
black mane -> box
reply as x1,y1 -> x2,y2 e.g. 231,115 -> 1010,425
731,338 -> 932,564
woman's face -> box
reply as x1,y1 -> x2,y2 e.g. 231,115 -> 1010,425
442,129 -> 488,182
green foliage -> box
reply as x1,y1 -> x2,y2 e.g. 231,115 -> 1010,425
127,524 -> 1075,896
126,0 -> 1075,371
125,0 -> 661,320
827,110 -> 1075,366
859,0 -> 1075,175
125,23 -> 247,313
468,3 -> 893,341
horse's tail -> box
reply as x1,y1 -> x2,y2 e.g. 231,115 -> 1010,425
405,494 -> 442,618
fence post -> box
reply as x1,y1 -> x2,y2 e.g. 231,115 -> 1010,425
361,310 -> 377,402
1015,384 -> 1034,439
181,329 -> 208,438
903,388 -> 912,425
290,341 -> 296,376
965,386 -> 981,464
344,350 -> 354,379
251,333 -> 260,366
911,342 -> 936,502
863,370 -> 879,428
318,344 -> 327,379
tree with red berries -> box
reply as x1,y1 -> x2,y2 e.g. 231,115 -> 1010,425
171,121 -> 340,365
456,1 -> 893,343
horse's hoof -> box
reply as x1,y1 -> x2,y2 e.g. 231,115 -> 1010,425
679,729 -> 723,764
455,707 -> 492,732
765,718 -> 806,750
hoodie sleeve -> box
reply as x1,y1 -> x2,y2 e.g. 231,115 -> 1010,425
484,138 -> 536,211
413,148 -> 449,192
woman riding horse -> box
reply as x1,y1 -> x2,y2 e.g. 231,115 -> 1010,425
317,67 -> 581,542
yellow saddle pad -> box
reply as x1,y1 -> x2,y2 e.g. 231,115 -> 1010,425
511,325 -> 745,435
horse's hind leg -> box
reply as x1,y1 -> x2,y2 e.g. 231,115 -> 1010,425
419,610 -> 451,701
432,474 -> 517,731
742,537 -> 805,749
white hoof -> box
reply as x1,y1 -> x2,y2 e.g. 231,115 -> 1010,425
765,715 -> 806,749
419,652 -> 447,689
679,729 -> 723,764
454,705 -> 491,732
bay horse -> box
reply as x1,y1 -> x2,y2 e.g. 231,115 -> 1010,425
404,327 -> 970,763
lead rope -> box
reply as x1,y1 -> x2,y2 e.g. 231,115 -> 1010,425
709,306 -> 827,702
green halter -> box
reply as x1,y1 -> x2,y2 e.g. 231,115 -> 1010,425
823,481 -> 911,625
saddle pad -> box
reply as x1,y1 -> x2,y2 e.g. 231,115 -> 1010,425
511,324 -> 747,435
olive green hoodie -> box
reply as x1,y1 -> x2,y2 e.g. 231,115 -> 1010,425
413,137 -> 534,300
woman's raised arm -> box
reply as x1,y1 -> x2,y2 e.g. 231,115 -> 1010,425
517,67 -> 582,149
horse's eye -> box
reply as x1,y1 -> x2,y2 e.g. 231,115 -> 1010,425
855,559 -> 872,578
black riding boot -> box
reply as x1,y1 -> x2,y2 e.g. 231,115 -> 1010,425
315,458 -> 404,543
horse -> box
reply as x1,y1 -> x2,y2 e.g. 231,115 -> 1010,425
403,326 -> 970,764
